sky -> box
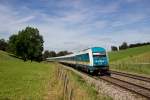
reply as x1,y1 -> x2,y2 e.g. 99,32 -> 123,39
0,0 -> 150,52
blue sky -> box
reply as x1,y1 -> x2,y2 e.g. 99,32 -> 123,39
0,0 -> 150,51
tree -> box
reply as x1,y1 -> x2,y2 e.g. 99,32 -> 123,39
49,51 -> 56,57
43,50 -> 50,60
129,42 -> 150,48
0,39 -> 8,51
119,42 -> 128,50
43,50 -> 56,60
8,34 -> 18,54
57,50 -> 72,56
111,46 -> 118,51
8,27 -> 44,61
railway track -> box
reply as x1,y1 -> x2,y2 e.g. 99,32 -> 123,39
74,69 -> 150,99
99,76 -> 150,99
111,70 -> 150,83
95,70 -> 150,99
62,64 -> 150,99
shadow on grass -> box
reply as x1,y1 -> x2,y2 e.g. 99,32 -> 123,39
8,54 -> 23,60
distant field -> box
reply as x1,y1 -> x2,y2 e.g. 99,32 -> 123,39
0,50 -> 110,100
108,45 -> 150,75
108,45 -> 150,62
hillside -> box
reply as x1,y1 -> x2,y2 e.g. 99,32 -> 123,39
0,50 -> 20,61
108,45 -> 150,75
108,45 -> 150,62
0,50 -> 55,99
0,51 -> 110,100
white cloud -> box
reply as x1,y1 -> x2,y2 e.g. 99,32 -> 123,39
0,1 -> 150,52
0,4 -> 34,36
12,16 -> 35,24
125,0 -> 141,3
112,13 -> 148,27
111,29 -> 150,44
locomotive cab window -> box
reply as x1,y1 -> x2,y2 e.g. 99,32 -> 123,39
93,52 -> 106,57
93,55 -> 106,57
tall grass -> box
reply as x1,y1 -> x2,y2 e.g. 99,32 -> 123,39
46,64 -> 112,100
109,46 -> 150,75
111,64 -> 150,75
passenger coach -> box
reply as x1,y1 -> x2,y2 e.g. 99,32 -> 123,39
47,47 -> 110,75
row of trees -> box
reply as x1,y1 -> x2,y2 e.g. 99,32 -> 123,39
0,27 -> 44,62
1,27 -> 149,61
43,50 -> 72,60
0,27 -> 72,61
129,42 -> 150,48
111,42 -> 150,51
0,39 -> 8,51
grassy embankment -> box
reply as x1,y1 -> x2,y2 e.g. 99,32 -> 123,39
0,50 -> 111,100
108,45 -> 150,75
48,64 -> 111,100
0,50 -> 55,99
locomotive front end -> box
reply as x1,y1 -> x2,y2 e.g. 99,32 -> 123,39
91,47 -> 110,75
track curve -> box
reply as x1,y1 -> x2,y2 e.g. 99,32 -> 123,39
111,70 -> 150,83
99,76 -> 150,99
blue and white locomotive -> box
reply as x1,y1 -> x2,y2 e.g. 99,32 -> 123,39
47,47 -> 110,75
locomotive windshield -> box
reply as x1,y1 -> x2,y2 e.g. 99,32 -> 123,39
93,55 -> 106,57
93,52 -> 106,57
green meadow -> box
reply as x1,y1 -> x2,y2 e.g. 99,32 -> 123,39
0,50 -> 55,99
0,45 -> 149,99
0,50 -> 111,100
109,45 -> 150,75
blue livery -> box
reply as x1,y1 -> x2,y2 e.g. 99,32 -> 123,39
47,47 -> 110,75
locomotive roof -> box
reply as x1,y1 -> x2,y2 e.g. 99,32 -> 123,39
46,47 -> 106,60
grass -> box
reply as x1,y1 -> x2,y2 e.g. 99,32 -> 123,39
67,68 -> 111,100
1,45 -> 149,99
0,50 -> 111,100
47,64 -> 112,100
0,50 -> 55,99
111,64 -> 150,75
108,45 -> 150,75
108,45 -> 150,62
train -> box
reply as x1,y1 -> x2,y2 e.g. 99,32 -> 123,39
47,47 -> 111,76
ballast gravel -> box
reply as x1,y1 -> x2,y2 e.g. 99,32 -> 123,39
111,74 -> 150,90
61,64 -> 148,100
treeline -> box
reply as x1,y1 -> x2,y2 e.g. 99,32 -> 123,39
0,27 -> 44,62
111,42 -> 150,51
43,50 -> 72,60
1,27 -> 149,61
0,28 -> 72,61
0,39 -> 8,51
0,37 -> 72,61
